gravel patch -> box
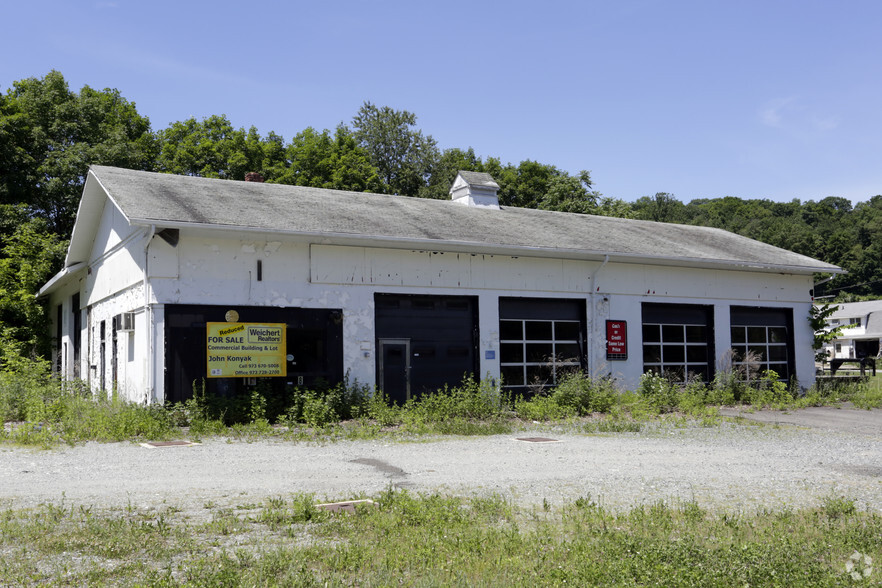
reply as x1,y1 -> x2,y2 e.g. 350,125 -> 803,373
1,418 -> 880,516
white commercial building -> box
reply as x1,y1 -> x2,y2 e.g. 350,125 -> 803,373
39,166 -> 842,404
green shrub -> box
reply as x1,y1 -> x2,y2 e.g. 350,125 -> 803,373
514,394 -> 575,421
637,372 -> 680,412
362,389 -> 402,427
550,372 -> 618,415
739,370 -> 793,408
404,374 -> 506,424
0,338 -> 57,422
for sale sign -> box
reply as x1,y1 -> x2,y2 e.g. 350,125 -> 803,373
206,322 -> 287,377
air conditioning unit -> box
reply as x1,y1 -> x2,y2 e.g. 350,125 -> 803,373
117,312 -> 136,332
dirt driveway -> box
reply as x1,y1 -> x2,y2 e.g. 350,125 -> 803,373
0,407 -> 879,517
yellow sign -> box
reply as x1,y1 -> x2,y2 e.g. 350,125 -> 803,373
206,322 -> 286,378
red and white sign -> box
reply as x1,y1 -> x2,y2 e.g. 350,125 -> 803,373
606,320 -> 627,360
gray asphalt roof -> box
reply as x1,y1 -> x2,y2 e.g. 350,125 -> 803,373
457,171 -> 499,189
864,312 -> 882,339
87,165 -> 840,273
828,300 -> 882,320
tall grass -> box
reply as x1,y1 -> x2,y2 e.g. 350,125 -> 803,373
0,491 -> 878,585
851,374 -> 882,409
0,343 -> 177,446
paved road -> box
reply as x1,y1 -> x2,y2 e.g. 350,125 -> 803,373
718,402 -> 881,436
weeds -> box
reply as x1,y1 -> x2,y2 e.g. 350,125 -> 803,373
0,492 -> 878,585
1,341 -> 878,447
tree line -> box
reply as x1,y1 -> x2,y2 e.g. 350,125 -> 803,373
1,71 -> 880,357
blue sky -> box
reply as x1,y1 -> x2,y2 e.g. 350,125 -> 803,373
3,0 -> 881,204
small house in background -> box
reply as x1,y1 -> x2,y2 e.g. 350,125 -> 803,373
39,166 -> 842,405
822,300 -> 882,360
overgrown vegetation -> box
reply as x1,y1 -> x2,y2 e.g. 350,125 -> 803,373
2,338 -> 879,447
0,490 -> 878,585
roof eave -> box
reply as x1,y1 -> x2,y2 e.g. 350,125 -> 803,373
37,262 -> 87,298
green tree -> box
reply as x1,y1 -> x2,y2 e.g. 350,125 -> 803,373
593,195 -> 636,219
351,101 -> 439,196
0,205 -> 66,358
538,170 -> 600,213
155,115 -> 282,180
809,302 -> 849,363
633,192 -> 686,223
275,125 -> 382,192
0,70 -> 156,235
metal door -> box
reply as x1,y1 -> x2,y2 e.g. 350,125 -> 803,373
379,338 -> 410,405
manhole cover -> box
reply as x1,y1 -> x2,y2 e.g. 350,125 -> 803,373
315,499 -> 377,513
515,437 -> 560,443
140,440 -> 200,448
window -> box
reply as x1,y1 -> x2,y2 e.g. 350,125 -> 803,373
71,293 -> 81,378
850,317 -> 861,327
499,298 -> 585,393
642,303 -> 714,383
730,307 -> 793,380
55,304 -> 62,373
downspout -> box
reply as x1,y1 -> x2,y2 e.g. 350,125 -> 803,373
143,225 -> 156,404
588,255 -> 610,377
812,274 -> 835,299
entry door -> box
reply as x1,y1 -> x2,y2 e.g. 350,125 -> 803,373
379,338 -> 411,405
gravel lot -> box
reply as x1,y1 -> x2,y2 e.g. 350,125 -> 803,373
1,407 -> 880,516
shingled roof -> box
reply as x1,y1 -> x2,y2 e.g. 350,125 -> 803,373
73,165 -> 840,274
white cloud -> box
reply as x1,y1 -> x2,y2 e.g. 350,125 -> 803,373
759,97 -> 839,134
759,97 -> 796,128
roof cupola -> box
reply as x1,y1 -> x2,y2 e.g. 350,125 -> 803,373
449,171 -> 500,209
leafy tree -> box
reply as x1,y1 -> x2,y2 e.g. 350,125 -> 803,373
155,115 -> 283,180
0,205 -> 66,359
0,70 -> 155,235
351,101 -> 439,196
633,192 -> 688,223
275,125 -> 382,192
809,302 -> 850,363
538,170 -> 600,213
486,159 -> 558,209
593,195 -> 636,219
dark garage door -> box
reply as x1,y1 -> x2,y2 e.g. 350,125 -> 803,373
375,294 -> 478,404
164,304 -> 344,403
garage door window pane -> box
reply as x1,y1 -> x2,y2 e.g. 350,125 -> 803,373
662,324 -> 684,342
525,321 -> 553,340
643,324 -> 661,343
500,320 -> 522,340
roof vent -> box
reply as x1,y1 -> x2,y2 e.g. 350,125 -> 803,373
449,171 -> 500,209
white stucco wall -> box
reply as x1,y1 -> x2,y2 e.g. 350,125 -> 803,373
135,233 -> 816,399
